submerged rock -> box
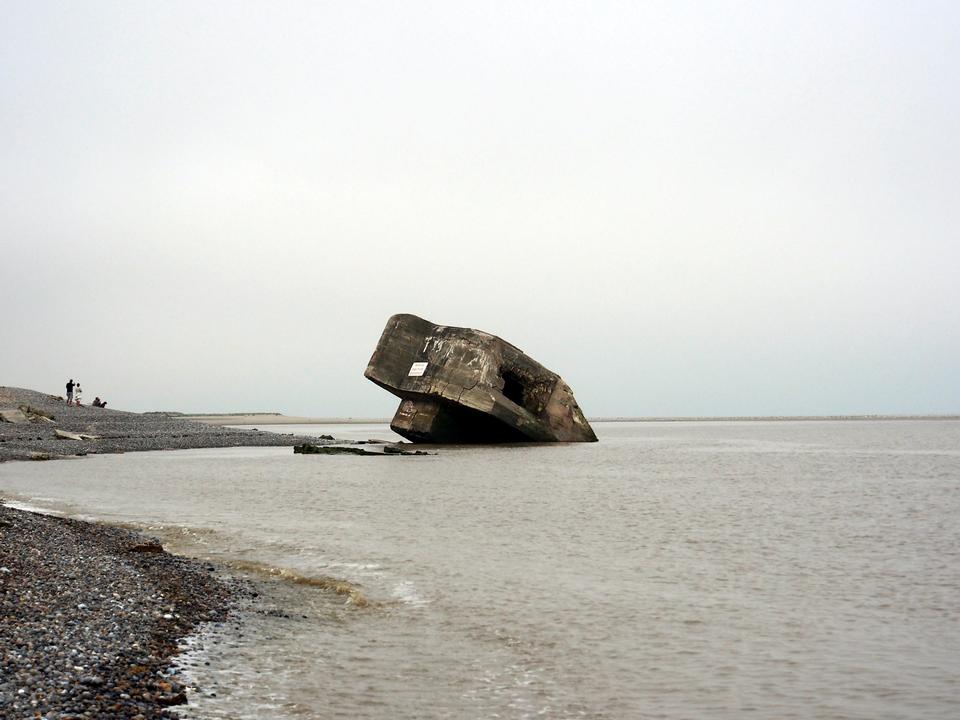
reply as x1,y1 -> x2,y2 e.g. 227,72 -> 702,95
293,443 -> 432,456
294,444 -> 378,456
365,314 -> 597,444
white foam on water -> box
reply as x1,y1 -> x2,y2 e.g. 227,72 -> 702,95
391,580 -> 428,607
325,561 -> 382,571
2,499 -> 66,516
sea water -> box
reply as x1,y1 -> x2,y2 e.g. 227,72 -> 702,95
1,420 -> 958,719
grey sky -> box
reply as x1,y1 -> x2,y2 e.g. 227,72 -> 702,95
2,1 -> 958,417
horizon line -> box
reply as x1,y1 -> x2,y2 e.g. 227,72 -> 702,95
179,412 -> 960,426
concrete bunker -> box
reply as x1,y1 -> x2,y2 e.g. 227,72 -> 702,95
364,314 -> 597,444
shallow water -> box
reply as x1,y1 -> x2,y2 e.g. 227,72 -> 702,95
2,420 -> 959,719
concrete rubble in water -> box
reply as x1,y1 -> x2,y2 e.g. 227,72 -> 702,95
365,314 -> 597,443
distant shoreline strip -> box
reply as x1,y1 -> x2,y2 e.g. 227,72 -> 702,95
184,414 -> 960,426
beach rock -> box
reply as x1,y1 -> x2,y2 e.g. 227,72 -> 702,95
19,405 -> 56,423
155,690 -> 187,706
0,409 -> 28,424
53,429 -> 99,441
128,541 -> 164,554
383,444 -> 432,456
293,443 -> 433,456
294,444 -> 379,456
365,314 -> 598,443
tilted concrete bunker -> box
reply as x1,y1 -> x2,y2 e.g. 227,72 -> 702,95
364,314 -> 597,443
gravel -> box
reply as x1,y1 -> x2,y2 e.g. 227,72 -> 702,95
0,501 -> 247,719
0,387 -> 321,463
0,386 -> 325,717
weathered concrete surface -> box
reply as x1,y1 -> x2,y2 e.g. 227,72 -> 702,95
365,314 -> 597,443
293,443 -> 432,456
0,409 -> 28,424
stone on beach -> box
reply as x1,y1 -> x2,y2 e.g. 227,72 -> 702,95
54,428 -> 100,441
0,502 -> 244,719
365,314 -> 598,443
0,408 -> 28,424
1,404 -> 56,425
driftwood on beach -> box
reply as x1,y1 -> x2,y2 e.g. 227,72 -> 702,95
365,314 -> 597,443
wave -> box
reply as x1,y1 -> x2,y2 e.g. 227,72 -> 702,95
225,558 -> 371,607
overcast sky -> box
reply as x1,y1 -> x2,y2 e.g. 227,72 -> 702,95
2,1 -> 958,417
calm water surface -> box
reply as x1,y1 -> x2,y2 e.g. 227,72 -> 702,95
2,421 -> 958,719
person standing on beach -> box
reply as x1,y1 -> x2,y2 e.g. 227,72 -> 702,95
66,379 -> 75,404
74,383 -> 82,406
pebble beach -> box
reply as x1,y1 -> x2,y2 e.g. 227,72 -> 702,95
0,501 -> 245,718
0,386 -> 319,718
0,387 -> 319,463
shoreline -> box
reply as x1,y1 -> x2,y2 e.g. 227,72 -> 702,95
0,387 -> 323,463
188,413 -> 960,426
590,414 -> 960,422
0,500 -> 245,718
0,388 -> 362,716
184,414 -> 391,426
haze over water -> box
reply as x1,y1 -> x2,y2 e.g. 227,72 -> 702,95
4,3 -> 959,418
2,420 -> 958,719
